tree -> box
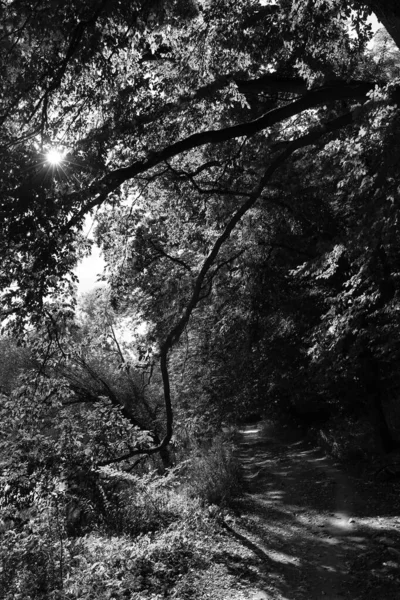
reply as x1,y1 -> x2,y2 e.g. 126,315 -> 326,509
2,0 -> 400,463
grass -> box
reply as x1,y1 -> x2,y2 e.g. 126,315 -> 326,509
184,434 -> 243,506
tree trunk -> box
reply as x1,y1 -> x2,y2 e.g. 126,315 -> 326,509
369,1 -> 400,51
152,432 -> 174,471
359,349 -> 395,453
159,445 -> 173,470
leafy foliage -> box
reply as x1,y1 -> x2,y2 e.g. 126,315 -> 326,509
3,2 -> 400,595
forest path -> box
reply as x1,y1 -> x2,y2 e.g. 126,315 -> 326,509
227,421 -> 400,600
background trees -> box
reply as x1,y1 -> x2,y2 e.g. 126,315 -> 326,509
2,0 -> 400,475
4,1 -> 400,596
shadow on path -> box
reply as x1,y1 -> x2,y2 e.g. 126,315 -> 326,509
228,421 -> 400,600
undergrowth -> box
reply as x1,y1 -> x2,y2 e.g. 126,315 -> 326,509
311,416 -> 378,461
184,435 -> 243,505
0,434 -> 242,599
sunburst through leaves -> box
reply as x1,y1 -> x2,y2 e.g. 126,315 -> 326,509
45,148 -> 65,165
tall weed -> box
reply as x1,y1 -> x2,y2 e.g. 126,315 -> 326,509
100,464 -> 194,535
185,435 -> 243,505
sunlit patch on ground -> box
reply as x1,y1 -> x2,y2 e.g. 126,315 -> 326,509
230,420 -> 400,599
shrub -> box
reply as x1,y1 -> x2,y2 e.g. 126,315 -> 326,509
0,497 -> 70,600
313,416 -> 378,461
0,466 -> 213,599
184,435 -> 243,505
0,520 -> 211,600
62,522 -> 210,600
99,464 -> 196,536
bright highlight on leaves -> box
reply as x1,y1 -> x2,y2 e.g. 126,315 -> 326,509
46,148 -> 64,165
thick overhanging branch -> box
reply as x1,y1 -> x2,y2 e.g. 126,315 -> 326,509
120,73 -> 313,135
98,73 -> 308,143
235,74 -> 308,97
63,80 -> 377,232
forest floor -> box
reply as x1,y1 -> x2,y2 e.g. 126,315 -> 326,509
203,421 -> 400,600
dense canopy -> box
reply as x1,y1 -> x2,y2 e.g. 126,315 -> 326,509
3,2 -> 400,597
2,0 -> 400,461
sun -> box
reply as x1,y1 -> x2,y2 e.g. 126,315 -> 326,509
46,148 -> 64,165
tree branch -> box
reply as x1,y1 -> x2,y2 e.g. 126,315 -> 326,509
199,249 -> 246,301
148,239 -> 192,272
63,81 -> 376,231
109,324 -> 126,365
164,160 -> 252,197
235,74 -> 308,97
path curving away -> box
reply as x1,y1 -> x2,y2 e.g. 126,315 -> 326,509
226,421 -> 400,600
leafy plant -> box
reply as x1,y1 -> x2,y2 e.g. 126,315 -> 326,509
185,435 -> 243,506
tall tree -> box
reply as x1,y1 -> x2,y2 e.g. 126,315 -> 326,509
2,0 -> 400,462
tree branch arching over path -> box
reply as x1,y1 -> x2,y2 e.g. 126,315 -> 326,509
63,81 -> 376,232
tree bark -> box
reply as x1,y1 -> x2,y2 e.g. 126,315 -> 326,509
368,0 -> 400,51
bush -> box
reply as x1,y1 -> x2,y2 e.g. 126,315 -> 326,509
100,464 -> 196,536
0,520 -> 211,600
312,416 -> 379,460
0,466 -> 214,599
0,498 -> 70,600
62,525 -> 210,600
184,435 -> 243,505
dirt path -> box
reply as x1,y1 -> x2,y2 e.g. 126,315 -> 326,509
226,421 -> 400,599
